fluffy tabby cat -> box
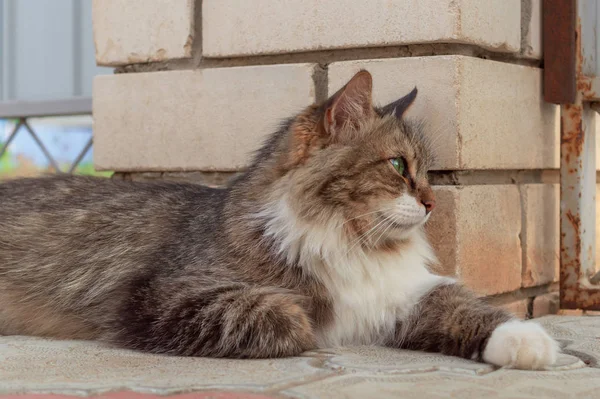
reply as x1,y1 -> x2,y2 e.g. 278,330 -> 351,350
0,70 -> 558,369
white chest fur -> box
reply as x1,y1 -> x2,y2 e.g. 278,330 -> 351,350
313,237 -> 450,347
257,196 -> 452,347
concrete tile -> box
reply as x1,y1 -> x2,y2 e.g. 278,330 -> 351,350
315,346 -> 494,375
536,315 -> 600,367
0,393 -> 276,399
0,336 -> 332,395
284,365 -> 597,399
2,317 -> 599,398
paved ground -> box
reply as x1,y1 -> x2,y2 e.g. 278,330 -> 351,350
1,315 -> 599,399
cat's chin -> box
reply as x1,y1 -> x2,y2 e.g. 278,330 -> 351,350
381,222 -> 426,242
376,213 -> 430,241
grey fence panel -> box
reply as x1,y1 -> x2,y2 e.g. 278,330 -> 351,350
0,0 -> 111,105
0,0 -> 112,176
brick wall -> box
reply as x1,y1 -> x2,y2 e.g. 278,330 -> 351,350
93,0 -> 569,318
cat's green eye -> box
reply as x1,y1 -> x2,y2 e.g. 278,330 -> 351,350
390,157 -> 407,176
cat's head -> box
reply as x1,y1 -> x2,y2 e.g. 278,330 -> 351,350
246,70 -> 435,259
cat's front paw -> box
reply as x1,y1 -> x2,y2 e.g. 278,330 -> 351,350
482,320 -> 559,370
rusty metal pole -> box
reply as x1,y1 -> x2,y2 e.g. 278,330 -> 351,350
559,100 -> 600,309
545,0 -> 600,310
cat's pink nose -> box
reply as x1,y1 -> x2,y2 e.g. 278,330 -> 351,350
422,200 -> 436,214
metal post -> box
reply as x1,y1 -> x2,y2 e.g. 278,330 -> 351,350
545,0 -> 600,310
560,100 -> 600,309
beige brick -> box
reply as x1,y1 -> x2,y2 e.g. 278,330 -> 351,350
597,184 -> 600,268
532,293 -> 560,318
585,310 -> 600,316
93,0 -> 195,66
328,56 -> 559,170
427,186 -> 522,296
93,64 -> 317,171
501,299 -> 530,319
203,0 -> 520,58
596,119 -> 600,167
557,308 -> 600,317
560,310 -> 600,316
521,185 -> 560,287
521,0 -> 542,59
557,309 -> 584,316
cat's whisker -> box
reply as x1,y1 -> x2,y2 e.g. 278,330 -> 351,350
346,221 -> 385,252
427,122 -> 453,151
345,217 -> 389,255
342,206 -> 396,225
350,214 -> 396,254
372,215 -> 396,247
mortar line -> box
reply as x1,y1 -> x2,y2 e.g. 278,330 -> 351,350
520,0 -> 533,56
312,63 -> 329,104
483,283 -> 559,306
114,43 -> 542,74
263,358 -> 344,396
116,169 -> 570,186
518,184 -> 529,288
191,0 -> 203,67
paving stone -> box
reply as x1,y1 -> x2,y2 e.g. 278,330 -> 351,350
1,317 -> 598,398
0,393 -> 276,399
536,315 -> 600,367
316,346 -> 495,375
283,367 -> 600,399
0,337 -> 333,395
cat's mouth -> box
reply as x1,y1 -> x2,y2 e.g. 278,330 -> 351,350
387,219 -> 408,230
375,211 -> 429,233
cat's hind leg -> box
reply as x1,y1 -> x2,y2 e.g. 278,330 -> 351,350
112,284 -> 316,358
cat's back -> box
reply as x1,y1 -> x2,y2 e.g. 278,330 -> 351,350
0,175 -> 228,269
0,174 -> 223,213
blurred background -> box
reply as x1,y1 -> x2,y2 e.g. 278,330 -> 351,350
0,0 -> 112,178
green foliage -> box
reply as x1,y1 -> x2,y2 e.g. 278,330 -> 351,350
0,120 -> 112,178
0,141 -> 15,170
73,161 -> 112,177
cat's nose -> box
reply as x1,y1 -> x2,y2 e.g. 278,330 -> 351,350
422,200 -> 436,214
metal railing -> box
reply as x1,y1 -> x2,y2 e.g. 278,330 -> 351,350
0,97 -> 93,174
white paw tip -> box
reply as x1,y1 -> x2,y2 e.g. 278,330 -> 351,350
482,320 -> 560,370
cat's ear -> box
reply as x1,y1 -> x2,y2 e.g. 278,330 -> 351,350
323,70 -> 374,137
381,87 -> 418,119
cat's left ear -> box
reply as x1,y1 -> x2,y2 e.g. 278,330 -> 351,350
381,87 -> 418,119
323,70 -> 374,137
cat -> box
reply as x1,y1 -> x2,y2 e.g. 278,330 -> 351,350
0,70 -> 558,369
